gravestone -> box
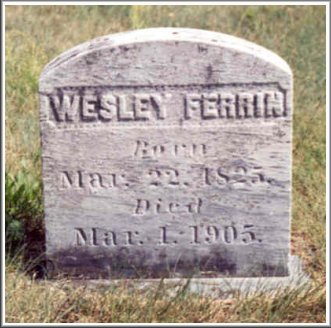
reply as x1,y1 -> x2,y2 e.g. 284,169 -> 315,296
39,28 -> 294,280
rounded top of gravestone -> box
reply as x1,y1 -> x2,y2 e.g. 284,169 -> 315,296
40,28 -> 292,92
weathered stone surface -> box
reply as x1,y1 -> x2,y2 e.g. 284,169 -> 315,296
39,28 -> 293,279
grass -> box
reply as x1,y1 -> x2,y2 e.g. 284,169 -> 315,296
5,262 -> 325,323
5,4 -> 326,323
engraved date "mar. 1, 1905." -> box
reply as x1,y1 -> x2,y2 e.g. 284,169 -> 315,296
74,224 -> 262,247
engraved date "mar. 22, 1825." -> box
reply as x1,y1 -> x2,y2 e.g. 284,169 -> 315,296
58,164 -> 278,191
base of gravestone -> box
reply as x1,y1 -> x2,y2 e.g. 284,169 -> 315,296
63,255 -> 310,299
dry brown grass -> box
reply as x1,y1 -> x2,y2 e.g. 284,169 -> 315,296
5,264 -> 325,323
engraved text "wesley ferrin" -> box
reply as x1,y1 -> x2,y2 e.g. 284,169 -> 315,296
44,88 -> 287,123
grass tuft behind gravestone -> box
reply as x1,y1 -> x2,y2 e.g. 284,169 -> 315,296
5,5 -> 325,323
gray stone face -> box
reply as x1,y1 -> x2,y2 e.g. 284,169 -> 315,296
39,28 -> 293,279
